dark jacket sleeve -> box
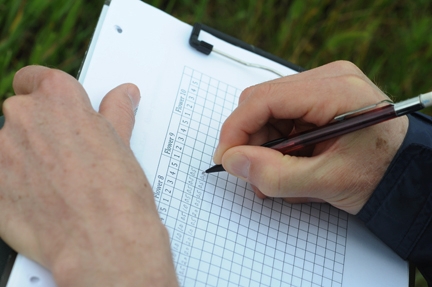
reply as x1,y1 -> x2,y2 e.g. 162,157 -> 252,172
357,112 -> 432,283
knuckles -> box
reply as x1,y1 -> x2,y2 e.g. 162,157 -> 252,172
36,69 -> 72,95
6,67 -> 87,124
2,96 -> 30,120
238,60 -> 370,106
327,60 -> 364,76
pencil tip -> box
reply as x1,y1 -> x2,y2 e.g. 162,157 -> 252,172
204,164 -> 225,173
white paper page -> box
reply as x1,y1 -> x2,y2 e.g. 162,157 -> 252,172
343,217 -> 409,286
6,0 -> 408,286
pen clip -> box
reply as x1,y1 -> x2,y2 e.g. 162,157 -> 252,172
334,99 -> 394,121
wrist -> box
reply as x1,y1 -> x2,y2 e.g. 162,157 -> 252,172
51,215 -> 177,287
331,115 -> 409,214
42,187 -> 178,287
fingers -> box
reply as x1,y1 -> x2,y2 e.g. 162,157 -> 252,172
214,61 -> 387,164
10,65 -> 141,147
98,84 -> 140,146
237,60 -> 374,104
13,65 -> 88,101
13,65 -> 50,95
3,66 -> 93,132
251,180 -> 325,203
221,145 -> 320,199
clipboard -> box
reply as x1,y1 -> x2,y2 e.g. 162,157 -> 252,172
1,0 -> 410,286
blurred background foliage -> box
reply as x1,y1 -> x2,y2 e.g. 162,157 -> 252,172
0,0 -> 430,285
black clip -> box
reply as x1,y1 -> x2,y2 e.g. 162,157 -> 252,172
189,23 -> 213,55
188,23 -> 304,73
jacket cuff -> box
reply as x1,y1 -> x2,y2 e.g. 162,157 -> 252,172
357,113 -> 432,259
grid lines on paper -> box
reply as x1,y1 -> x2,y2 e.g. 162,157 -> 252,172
152,66 -> 348,287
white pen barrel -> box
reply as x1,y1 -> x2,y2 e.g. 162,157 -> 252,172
420,91 -> 432,108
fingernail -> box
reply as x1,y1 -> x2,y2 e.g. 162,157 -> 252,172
127,85 -> 141,111
213,144 -> 221,163
224,152 -> 250,180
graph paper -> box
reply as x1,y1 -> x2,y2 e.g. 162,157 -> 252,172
153,67 -> 348,287
4,2 -> 409,286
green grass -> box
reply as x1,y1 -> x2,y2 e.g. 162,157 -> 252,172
0,0 -> 431,285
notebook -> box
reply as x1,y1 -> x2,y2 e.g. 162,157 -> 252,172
4,0 -> 409,286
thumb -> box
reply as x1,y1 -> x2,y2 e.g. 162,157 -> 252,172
98,84 -> 140,146
221,145 -> 317,199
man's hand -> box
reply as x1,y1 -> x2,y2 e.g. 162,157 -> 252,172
0,66 -> 178,286
214,61 -> 408,214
